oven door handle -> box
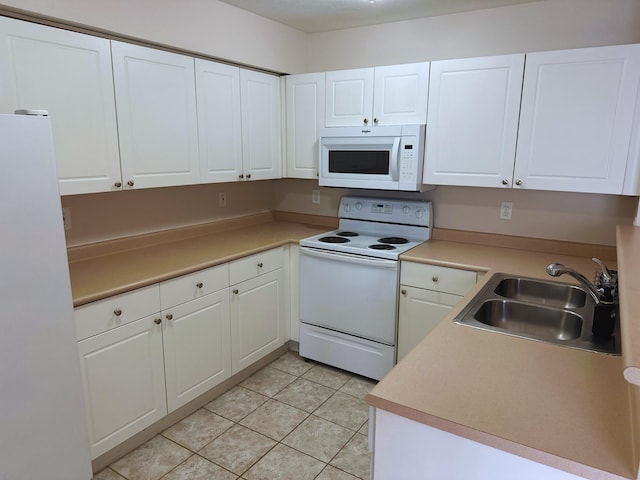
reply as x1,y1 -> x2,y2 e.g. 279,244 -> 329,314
300,247 -> 398,269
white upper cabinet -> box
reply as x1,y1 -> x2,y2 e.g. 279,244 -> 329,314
325,68 -> 374,127
514,44 -> 640,194
373,62 -> 429,126
0,17 -> 121,195
195,59 -> 243,183
285,72 -> 325,179
325,63 -> 428,127
423,54 -> 524,187
240,70 -> 282,181
111,41 -> 200,189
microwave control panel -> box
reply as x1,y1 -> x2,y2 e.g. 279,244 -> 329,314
399,135 -> 420,183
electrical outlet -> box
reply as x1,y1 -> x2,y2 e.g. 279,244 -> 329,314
500,201 -> 513,220
62,207 -> 72,230
312,190 -> 320,205
219,192 -> 227,207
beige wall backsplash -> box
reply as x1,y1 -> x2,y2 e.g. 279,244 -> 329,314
274,179 -> 638,246
62,181 -> 276,247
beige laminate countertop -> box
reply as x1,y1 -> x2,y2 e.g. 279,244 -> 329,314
367,240 -> 636,480
68,218 -> 327,306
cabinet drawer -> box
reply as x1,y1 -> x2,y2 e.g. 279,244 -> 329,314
160,263 -> 229,309
400,262 -> 477,295
230,247 -> 284,285
74,285 -> 161,341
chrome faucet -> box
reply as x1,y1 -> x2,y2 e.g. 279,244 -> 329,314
546,258 -> 618,338
546,258 -> 617,304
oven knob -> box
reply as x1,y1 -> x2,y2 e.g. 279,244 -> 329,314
355,202 -> 362,210
402,206 -> 410,214
343,203 -> 351,212
416,209 -> 424,218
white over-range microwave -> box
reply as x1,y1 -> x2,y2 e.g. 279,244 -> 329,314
318,124 -> 427,191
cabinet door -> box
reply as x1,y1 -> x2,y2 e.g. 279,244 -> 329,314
285,72 -> 325,179
240,69 -> 282,180
196,59 -> 243,183
162,290 -> 231,412
78,315 -> 166,459
112,41 -> 199,189
230,269 -> 284,373
0,17 -> 121,195
424,54 -> 524,188
373,62 -> 429,125
514,44 -> 640,194
325,68 -> 374,126
397,286 -> 462,361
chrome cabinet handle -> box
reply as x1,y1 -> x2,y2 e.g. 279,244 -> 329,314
502,179 -> 509,185
432,276 -> 439,283
114,308 -> 122,316
246,174 -> 251,179
363,118 -> 369,125
127,180 -> 134,187
166,314 -> 173,321
373,118 -> 378,125
233,289 -> 239,294
114,181 -> 122,188
154,318 -> 161,325
401,289 -> 407,295
257,262 -> 263,268
196,282 -> 203,289
515,179 -> 523,186
239,174 -> 244,180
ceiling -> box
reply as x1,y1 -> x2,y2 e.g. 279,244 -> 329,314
217,0 -> 544,33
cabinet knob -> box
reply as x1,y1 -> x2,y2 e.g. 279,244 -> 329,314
363,118 -> 369,125
196,282 -> 203,289
515,179 -> 523,186
257,262 -> 263,268
501,179 -> 509,186
154,318 -> 161,325
127,180 -> 134,187
239,174 -> 244,180
114,181 -> 122,188
373,118 -> 379,125
114,308 -> 122,316
166,314 -> 174,321
401,289 -> 407,295
233,289 -> 239,294
432,276 -> 439,283
246,174 -> 252,179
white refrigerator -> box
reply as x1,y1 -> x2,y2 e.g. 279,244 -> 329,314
0,113 -> 92,479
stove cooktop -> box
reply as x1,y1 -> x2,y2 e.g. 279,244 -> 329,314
300,196 -> 433,260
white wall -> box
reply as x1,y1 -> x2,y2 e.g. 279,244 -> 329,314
0,0 -> 308,73
307,0 -> 640,71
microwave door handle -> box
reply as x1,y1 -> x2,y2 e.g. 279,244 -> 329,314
390,137 -> 401,181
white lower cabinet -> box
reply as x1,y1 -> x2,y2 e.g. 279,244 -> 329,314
75,286 -> 165,459
160,264 -> 231,413
230,248 -> 286,373
371,409 -> 584,480
75,249 -> 287,459
397,262 -> 477,361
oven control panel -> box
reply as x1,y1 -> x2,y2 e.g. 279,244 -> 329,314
340,196 -> 431,228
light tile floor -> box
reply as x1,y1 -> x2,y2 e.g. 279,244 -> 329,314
93,351 -> 376,480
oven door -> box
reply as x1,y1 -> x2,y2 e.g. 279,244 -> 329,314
299,246 -> 399,345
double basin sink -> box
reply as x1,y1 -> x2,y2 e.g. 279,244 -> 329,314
454,273 -> 620,355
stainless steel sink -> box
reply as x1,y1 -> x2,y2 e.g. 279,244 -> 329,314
454,273 -> 620,355
493,277 -> 586,309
